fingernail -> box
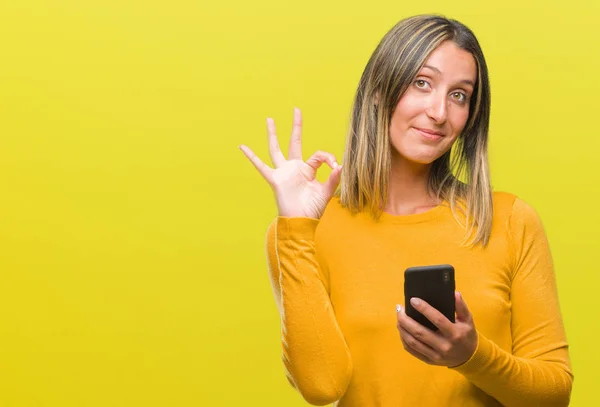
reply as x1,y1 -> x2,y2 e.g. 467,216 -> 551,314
333,162 -> 339,168
396,304 -> 403,313
410,298 -> 421,307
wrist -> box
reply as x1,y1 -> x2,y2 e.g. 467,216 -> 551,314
450,332 -> 479,368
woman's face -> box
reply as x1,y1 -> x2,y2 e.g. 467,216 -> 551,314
389,41 -> 477,166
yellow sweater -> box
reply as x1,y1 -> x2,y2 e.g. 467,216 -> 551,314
265,191 -> 573,406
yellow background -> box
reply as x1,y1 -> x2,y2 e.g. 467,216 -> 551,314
0,0 -> 598,405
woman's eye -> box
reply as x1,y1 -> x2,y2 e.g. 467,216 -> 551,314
451,92 -> 467,102
415,79 -> 428,88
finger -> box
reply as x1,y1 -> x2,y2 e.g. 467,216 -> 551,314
397,302 -> 446,350
455,291 -> 471,322
323,165 -> 342,196
239,145 -> 273,183
400,335 -> 436,364
305,151 -> 338,172
398,326 -> 441,364
288,107 -> 303,160
409,297 -> 454,337
266,118 -> 286,168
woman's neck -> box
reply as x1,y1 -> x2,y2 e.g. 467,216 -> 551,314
384,155 -> 440,216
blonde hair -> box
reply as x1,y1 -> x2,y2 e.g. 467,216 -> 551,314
338,14 -> 493,246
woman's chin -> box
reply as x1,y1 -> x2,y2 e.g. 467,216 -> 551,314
394,150 -> 442,166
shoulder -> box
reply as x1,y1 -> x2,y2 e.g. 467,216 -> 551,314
317,196 -> 347,231
322,196 -> 346,218
491,191 -> 517,215
314,196 -> 357,241
491,191 -> 545,233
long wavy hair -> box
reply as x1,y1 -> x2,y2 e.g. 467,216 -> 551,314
337,14 -> 493,246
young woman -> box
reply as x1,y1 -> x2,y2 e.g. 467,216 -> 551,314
240,14 -> 573,406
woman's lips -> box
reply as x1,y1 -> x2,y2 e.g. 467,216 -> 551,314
413,127 -> 445,140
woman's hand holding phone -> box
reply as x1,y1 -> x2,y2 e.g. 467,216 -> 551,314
396,291 -> 478,368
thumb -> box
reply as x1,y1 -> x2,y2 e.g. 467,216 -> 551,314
323,164 -> 342,196
455,291 -> 472,322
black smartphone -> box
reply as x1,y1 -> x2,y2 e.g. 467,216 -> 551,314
404,264 -> 455,331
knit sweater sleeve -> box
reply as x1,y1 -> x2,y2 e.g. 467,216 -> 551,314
451,198 -> 573,406
265,216 -> 352,406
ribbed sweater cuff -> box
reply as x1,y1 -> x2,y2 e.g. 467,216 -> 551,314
450,331 -> 494,376
276,217 -> 319,241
